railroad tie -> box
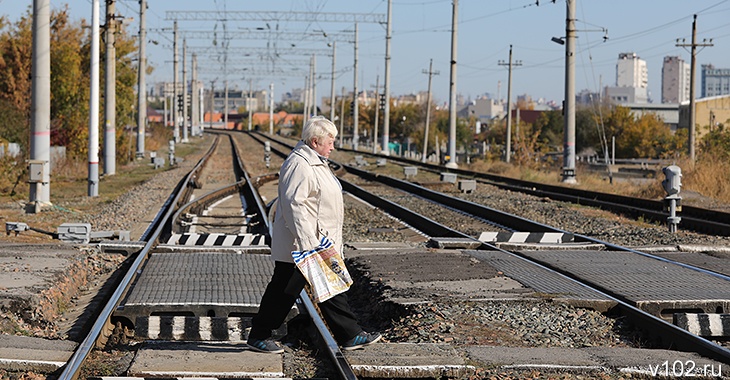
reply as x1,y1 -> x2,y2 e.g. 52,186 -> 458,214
135,316 -> 250,341
673,313 -> 730,337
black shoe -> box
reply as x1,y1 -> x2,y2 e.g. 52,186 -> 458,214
247,338 -> 284,354
342,331 -> 381,351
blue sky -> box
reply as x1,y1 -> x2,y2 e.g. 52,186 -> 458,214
2,0 -> 729,105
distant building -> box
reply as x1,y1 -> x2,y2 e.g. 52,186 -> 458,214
576,89 -> 600,105
209,88 -> 265,114
701,64 -> 730,98
662,56 -> 690,104
463,97 -> 504,123
624,103 -> 679,132
679,94 -> 730,139
605,52 -> 649,104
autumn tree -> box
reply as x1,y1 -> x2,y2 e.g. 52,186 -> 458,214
0,6 -> 140,164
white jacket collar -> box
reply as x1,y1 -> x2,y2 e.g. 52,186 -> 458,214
293,140 -> 327,166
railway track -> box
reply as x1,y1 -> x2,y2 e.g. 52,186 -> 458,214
250,131 -> 730,369
338,142 -> 730,237
4,130 -> 728,379
52,132 -> 357,379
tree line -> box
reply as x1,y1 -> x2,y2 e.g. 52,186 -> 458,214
0,6 -> 139,163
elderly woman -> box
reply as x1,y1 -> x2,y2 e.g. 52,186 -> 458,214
247,116 -> 380,354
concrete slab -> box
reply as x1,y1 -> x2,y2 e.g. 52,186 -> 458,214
346,343 -> 476,378
128,341 -> 284,378
465,345 -> 729,377
0,335 -> 76,373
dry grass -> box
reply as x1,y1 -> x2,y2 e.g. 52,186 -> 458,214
464,157 -> 730,206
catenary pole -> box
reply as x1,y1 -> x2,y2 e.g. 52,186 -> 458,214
269,82 -> 274,134
381,0 -> 392,155
248,78 -> 253,131
88,0 -> 100,196
104,0 -> 116,174
173,21 -> 180,142
339,86 -> 345,146
373,75 -> 380,154
29,0 -> 52,212
182,39 -> 188,142
445,0 -> 458,168
191,52 -> 198,134
352,23 -> 359,150
422,59 -> 438,163
561,0 -> 577,183
312,54 -> 317,117
329,41 -> 336,122
135,0 -> 146,158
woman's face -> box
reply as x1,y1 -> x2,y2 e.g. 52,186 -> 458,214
312,134 -> 336,158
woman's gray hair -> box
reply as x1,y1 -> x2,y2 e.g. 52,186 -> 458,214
301,116 -> 338,146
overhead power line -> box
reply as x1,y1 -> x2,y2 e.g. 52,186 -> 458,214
165,11 -> 385,24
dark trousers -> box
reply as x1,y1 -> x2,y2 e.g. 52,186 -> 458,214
249,261 -> 362,344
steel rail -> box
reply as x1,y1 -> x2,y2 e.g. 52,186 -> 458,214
57,135 -> 221,379
252,132 -> 730,366
335,145 -> 730,236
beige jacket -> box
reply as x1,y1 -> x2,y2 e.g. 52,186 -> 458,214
270,141 -> 344,263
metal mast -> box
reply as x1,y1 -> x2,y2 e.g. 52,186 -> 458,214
445,0 -> 458,168
499,44 -> 521,163
353,23 -> 359,150
382,0 -> 392,155
422,59 -> 439,163
88,0 -> 100,196
182,39 -> 189,142
173,21 -> 180,142
677,14 -> 713,163
561,0 -> 577,183
104,0 -> 116,174
329,41 -> 336,122
29,0 -> 51,212
136,0 -> 146,157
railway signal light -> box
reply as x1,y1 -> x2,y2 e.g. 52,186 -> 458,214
662,165 -> 682,233
662,165 -> 682,195
349,101 -> 355,116
379,94 -> 386,110
177,94 -> 183,111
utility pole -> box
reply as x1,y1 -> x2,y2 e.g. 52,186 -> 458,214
88,0 -> 100,196
382,0 -> 392,155
104,0 -> 116,175
422,59 -> 439,163
173,21 -> 179,142
372,75 -> 380,154
677,14 -> 713,163
445,0 -> 458,169
561,0 -> 577,183
136,0 -> 146,158
498,44 -> 521,163
29,0 -> 51,212
182,39 -> 189,142
352,23 -> 359,150
329,41 -> 336,122
224,79 -> 229,129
